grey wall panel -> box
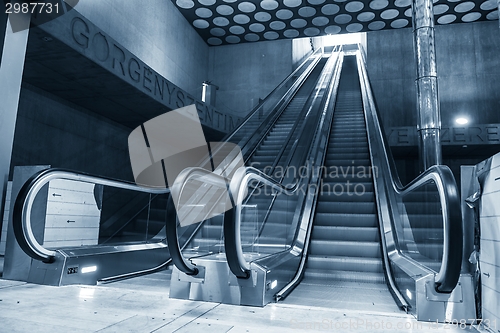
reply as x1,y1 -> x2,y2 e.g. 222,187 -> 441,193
292,37 -> 314,70
0,7 -> 7,64
11,84 -> 133,181
366,27 -> 416,129
208,39 -> 294,117
367,20 -> 500,130
74,0 -> 209,98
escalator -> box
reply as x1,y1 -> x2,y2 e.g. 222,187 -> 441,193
180,57 -> 329,257
9,48 -> 331,286
220,46 -> 469,321
167,50 -> 342,302
10,44 -> 471,322
283,56 -> 398,312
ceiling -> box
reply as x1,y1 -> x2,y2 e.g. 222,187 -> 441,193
171,0 -> 499,45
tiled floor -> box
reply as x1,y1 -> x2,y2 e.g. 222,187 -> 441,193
0,263 -> 484,333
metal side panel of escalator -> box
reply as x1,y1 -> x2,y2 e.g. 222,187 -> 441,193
168,52 -> 341,305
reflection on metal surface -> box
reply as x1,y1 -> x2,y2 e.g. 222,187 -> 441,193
412,0 -> 442,169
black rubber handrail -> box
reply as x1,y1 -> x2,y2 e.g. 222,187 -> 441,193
13,168 -> 169,263
223,167 -> 297,278
275,49 -> 344,301
166,166 -> 232,275
356,49 -> 463,293
171,53 -> 336,277
223,49 -> 342,279
164,50 -> 326,276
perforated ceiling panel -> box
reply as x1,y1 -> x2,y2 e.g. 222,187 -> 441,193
172,0 -> 498,45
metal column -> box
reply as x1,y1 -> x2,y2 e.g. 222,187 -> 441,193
0,10 -> 30,231
412,0 -> 442,169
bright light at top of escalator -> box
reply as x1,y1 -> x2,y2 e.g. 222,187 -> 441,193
322,32 -> 365,47
455,117 -> 469,125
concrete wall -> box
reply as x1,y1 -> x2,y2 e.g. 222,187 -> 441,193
0,182 -> 12,255
8,1 -> 211,182
75,0 -> 209,98
366,27 -> 416,129
11,84 -> 133,181
368,20 -> 500,182
0,8 -> 7,64
292,37 -> 313,69
208,39 -> 294,117
367,20 -> 500,130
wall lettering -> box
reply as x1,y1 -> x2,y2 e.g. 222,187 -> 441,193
154,75 -> 163,100
388,125 -> 500,146
397,129 -> 410,144
205,106 -> 213,125
487,126 -> 500,141
468,127 -> 484,142
143,66 -> 153,92
453,127 -> 466,142
441,128 -> 450,143
164,81 -> 176,105
92,32 -> 109,62
128,58 -> 141,83
214,110 -> 223,129
67,14 -> 241,132
176,90 -> 185,108
112,44 -> 126,76
71,17 -> 89,49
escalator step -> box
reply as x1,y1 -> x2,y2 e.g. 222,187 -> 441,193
306,256 -> 383,273
309,240 -> 381,257
316,182 -> 374,192
302,268 -> 385,284
323,159 -> 371,166
314,213 -> 378,227
316,201 -> 376,214
311,226 -> 379,241
318,192 -> 375,202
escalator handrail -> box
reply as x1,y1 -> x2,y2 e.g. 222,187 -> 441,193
13,50 -> 324,266
249,49 -> 343,241
172,48 -> 324,227
168,48 -> 323,214
356,49 -> 462,293
224,50 -> 342,279
275,50 -> 345,300
230,52 -> 324,163
393,165 -> 462,291
224,166 -> 297,277
166,165 -> 294,276
13,168 -> 169,263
